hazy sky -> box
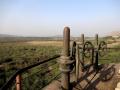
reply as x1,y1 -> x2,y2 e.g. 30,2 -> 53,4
0,0 -> 120,37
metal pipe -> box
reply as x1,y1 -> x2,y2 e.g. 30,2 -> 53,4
81,34 -> 84,68
91,49 -> 94,64
95,34 -> 98,46
60,27 -> 71,90
81,34 -> 84,45
63,27 -> 70,56
16,74 -> 21,90
76,45 -> 79,82
94,34 -> 99,69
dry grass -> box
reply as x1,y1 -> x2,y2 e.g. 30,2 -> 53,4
25,39 -> 120,47
25,41 -> 63,47
107,42 -> 120,47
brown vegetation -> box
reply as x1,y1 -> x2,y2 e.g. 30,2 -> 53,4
25,41 -> 63,46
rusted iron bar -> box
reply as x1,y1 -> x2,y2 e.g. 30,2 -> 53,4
0,55 -> 60,90
94,34 -> 99,69
60,27 -> 70,90
81,34 -> 85,68
63,27 -> 70,56
16,74 -> 21,90
75,44 -> 79,82
91,49 -> 94,64
0,65 -> 6,87
95,34 -> 98,46
59,27 -> 73,90
95,51 -> 99,70
81,34 -> 84,45
78,47 -> 120,50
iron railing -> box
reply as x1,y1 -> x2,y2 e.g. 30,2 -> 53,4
0,55 -> 60,90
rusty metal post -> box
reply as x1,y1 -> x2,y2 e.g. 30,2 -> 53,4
0,65 -> 6,87
75,45 -> 80,82
16,74 -> 21,90
91,48 -> 94,64
81,34 -> 84,69
95,34 -> 98,46
59,27 -> 72,90
81,34 -> 84,45
63,27 -> 70,57
94,34 -> 99,69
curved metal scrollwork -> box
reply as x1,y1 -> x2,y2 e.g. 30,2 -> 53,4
98,41 -> 107,57
70,41 -> 76,59
70,41 -> 76,71
83,41 -> 94,58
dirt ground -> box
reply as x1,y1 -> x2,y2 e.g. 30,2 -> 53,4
43,64 -> 120,90
72,64 -> 120,90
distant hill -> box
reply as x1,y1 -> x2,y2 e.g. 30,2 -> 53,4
51,35 -> 63,38
107,31 -> 120,37
0,34 -> 18,37
0,34 -> 96,42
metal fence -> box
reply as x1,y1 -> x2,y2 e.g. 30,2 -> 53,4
0,55 -> 60,90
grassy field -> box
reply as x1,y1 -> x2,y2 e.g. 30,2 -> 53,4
100,45 -> 120,64
0,41 -> 62,89
0,41 -> 62,64
0,38 -> 120,89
